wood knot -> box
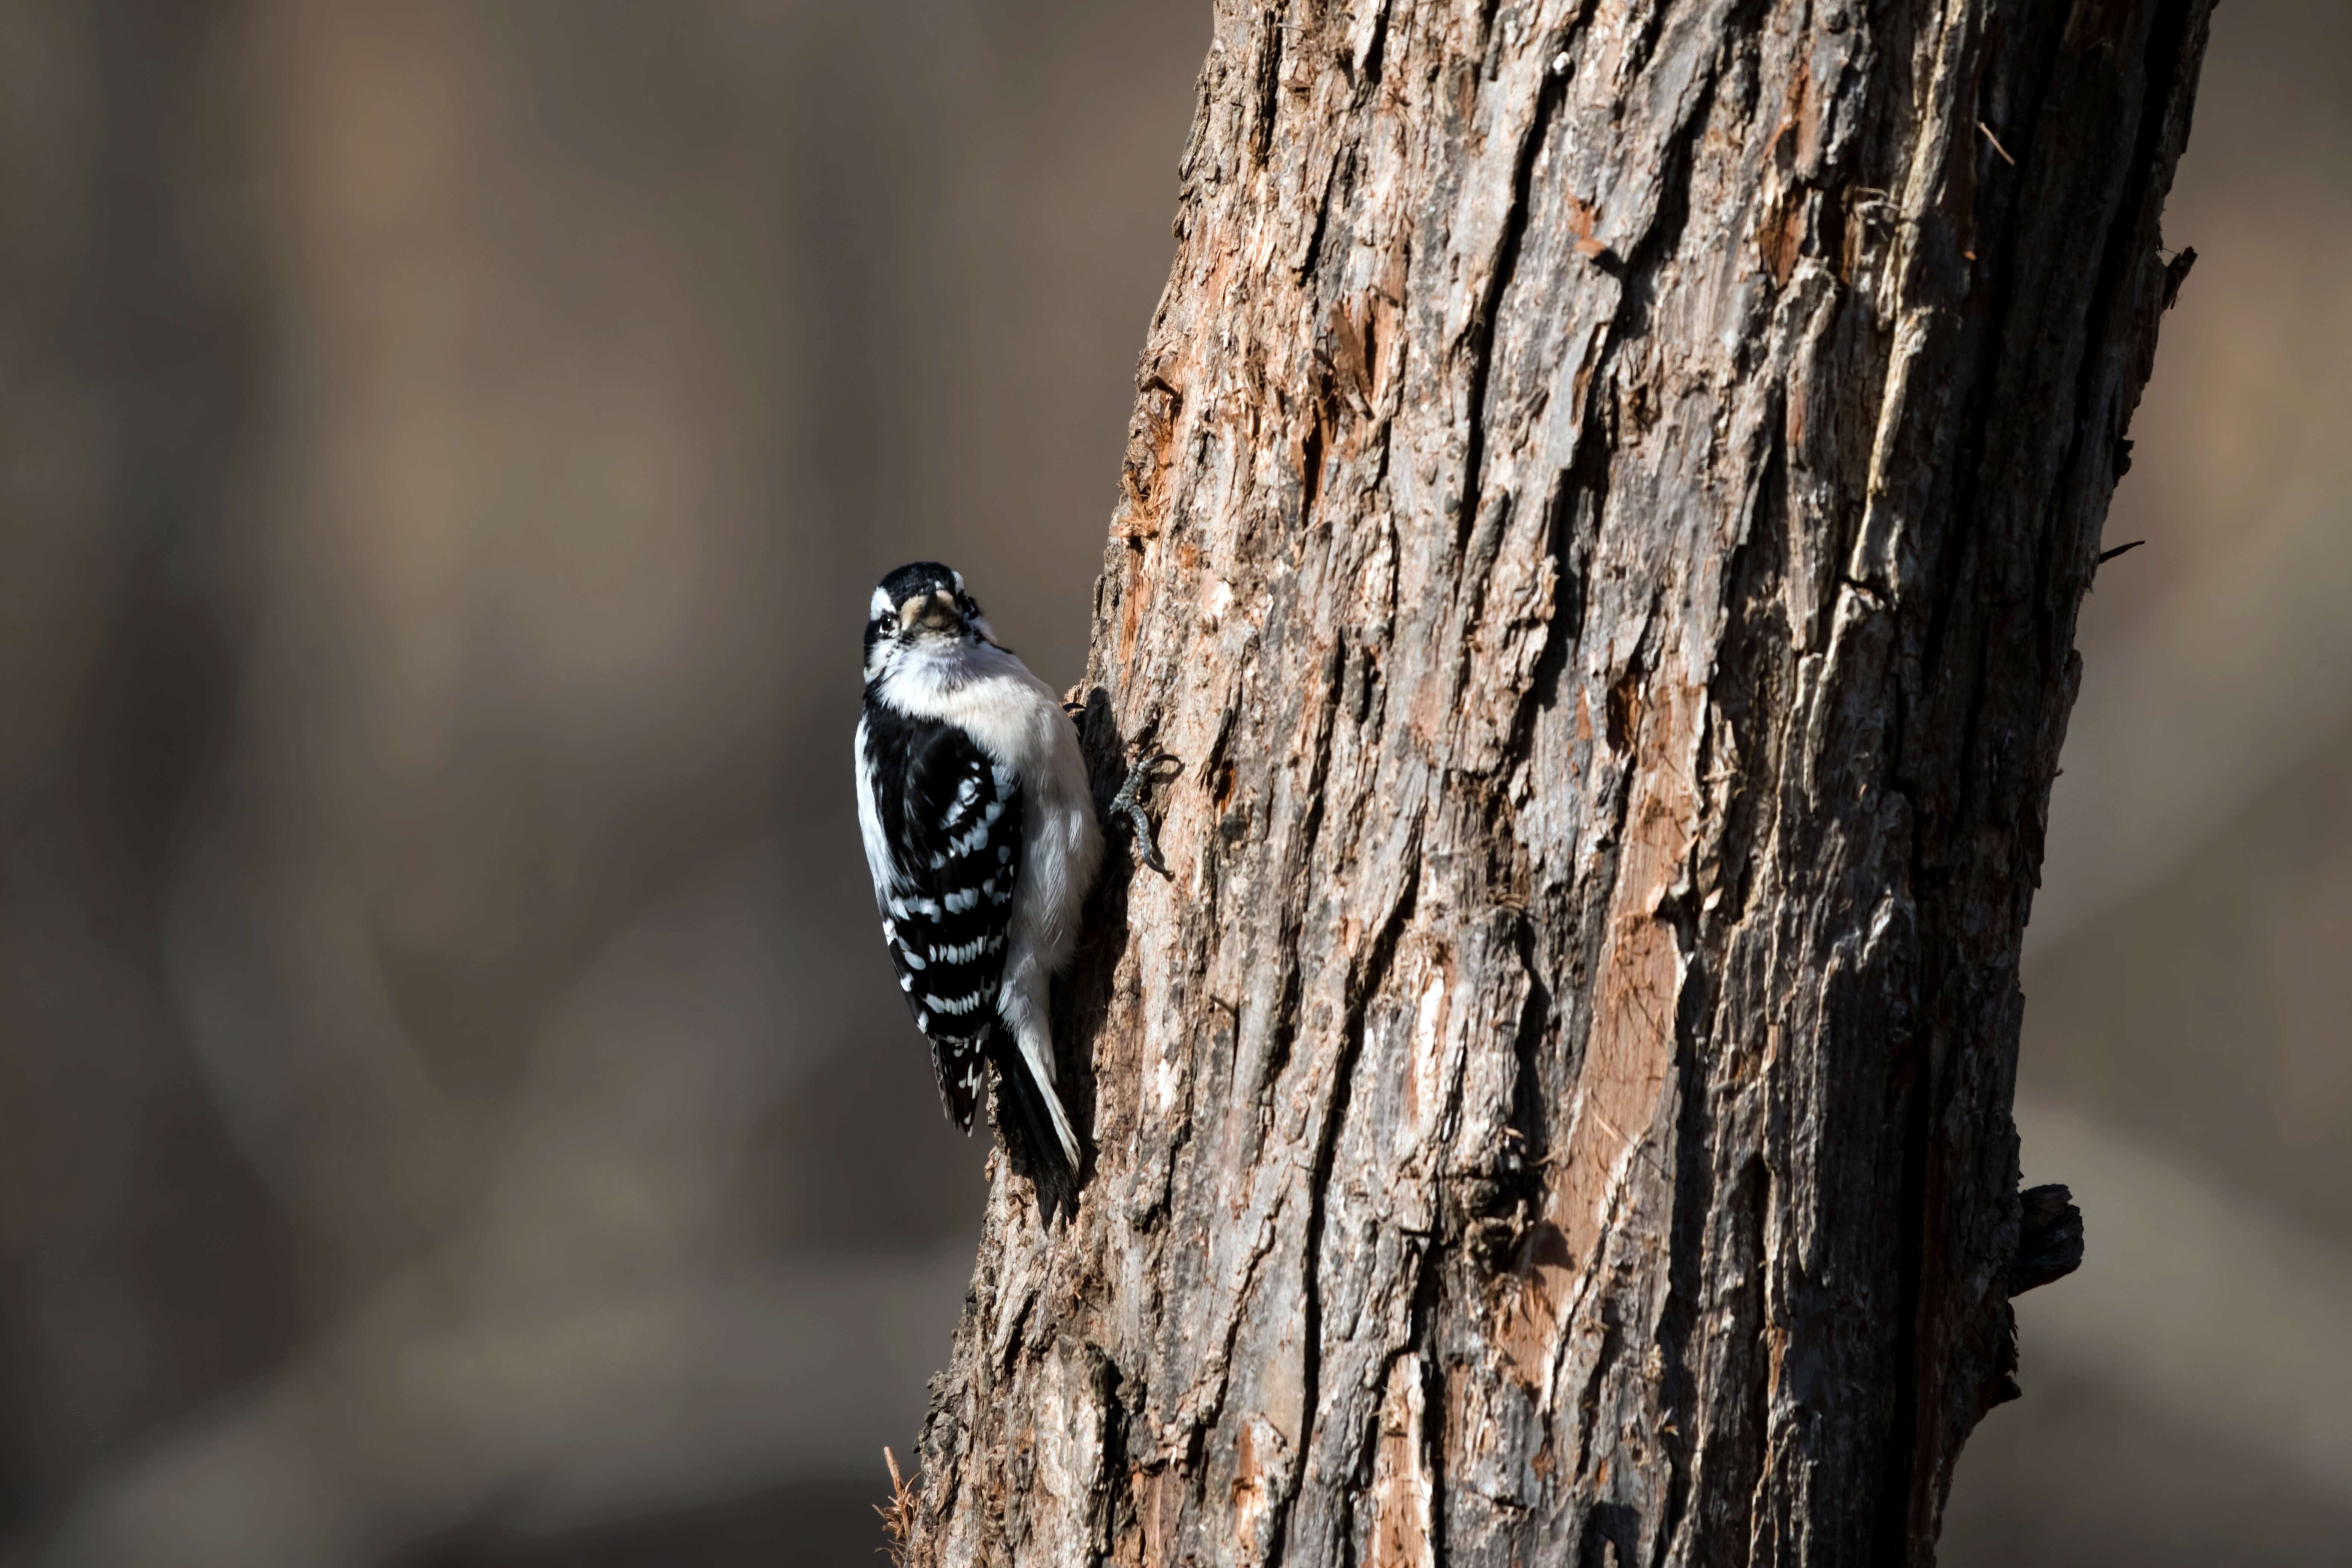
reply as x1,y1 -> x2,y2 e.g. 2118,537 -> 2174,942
2009,1182 -> 2084,1296
2161,246 -> 2198,312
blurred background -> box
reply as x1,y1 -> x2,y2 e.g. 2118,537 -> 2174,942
0,1 -> 2341,1562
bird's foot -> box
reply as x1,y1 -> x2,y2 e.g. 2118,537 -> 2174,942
1111,752 -> 1182,879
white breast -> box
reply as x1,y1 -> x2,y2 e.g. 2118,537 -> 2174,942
874,642 -> 1102,973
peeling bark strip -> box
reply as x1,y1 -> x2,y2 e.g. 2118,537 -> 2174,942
912,0 -> 2210,1562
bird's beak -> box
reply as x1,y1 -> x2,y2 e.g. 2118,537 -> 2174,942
901,588 -> 963,633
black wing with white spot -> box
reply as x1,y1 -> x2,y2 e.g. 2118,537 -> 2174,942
867,716 -> 1022,1131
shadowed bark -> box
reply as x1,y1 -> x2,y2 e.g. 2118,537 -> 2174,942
911,0 -> 2211,1561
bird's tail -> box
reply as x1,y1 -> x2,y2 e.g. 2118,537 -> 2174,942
988,1028 -> 1079,1223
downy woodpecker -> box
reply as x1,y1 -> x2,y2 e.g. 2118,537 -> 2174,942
853,562 -> 1168,1216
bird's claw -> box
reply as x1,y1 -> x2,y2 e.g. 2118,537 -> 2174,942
1111,752 -> 1182,879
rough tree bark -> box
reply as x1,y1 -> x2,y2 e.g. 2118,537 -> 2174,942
910,0 -> 2208,1562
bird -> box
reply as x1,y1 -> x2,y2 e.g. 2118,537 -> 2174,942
852,561 -> 1172,1219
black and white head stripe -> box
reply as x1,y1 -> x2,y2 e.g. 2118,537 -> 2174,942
859,707 -> 1023,1131
862,560 -> 997,681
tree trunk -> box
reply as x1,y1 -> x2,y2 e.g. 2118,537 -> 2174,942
908,0 -> 2210,1562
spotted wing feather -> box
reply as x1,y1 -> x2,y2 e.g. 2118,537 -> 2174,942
869,718 -> 1022,1130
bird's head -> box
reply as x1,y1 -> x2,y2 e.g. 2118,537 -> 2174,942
864,561 -> 1000,685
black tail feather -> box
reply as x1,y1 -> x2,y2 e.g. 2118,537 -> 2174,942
987,1031 -> 1078,1224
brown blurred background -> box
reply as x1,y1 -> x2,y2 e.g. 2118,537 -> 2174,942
0,2 -> 2342,1563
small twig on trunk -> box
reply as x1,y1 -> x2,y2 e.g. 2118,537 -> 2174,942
876,1447 -> 917,1565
